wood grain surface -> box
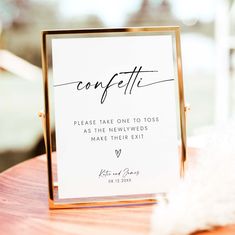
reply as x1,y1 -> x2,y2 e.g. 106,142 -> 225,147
0,150 -> 234,235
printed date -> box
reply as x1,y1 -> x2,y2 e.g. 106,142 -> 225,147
108,178 -> 131,183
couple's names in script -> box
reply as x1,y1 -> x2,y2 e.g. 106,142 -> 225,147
54,66 -> 174,104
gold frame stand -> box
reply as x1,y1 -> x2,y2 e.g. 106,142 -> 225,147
40,26 -> 189,209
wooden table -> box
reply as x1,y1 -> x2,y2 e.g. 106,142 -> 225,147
0,150 -> 235,235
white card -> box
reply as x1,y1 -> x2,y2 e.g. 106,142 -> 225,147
51,35 -> 180,199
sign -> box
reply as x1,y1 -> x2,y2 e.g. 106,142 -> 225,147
41,27 -> 186,208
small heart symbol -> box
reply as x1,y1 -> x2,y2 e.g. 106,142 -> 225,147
115,149 -> 121,158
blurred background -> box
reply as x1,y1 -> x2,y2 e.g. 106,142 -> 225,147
0,0 -> 235,172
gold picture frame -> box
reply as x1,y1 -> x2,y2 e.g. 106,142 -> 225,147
40,26 -> 187,209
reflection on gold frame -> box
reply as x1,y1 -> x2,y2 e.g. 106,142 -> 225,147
40,26 -> 187,209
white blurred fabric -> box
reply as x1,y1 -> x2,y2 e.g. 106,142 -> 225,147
152,121 -> 235,235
